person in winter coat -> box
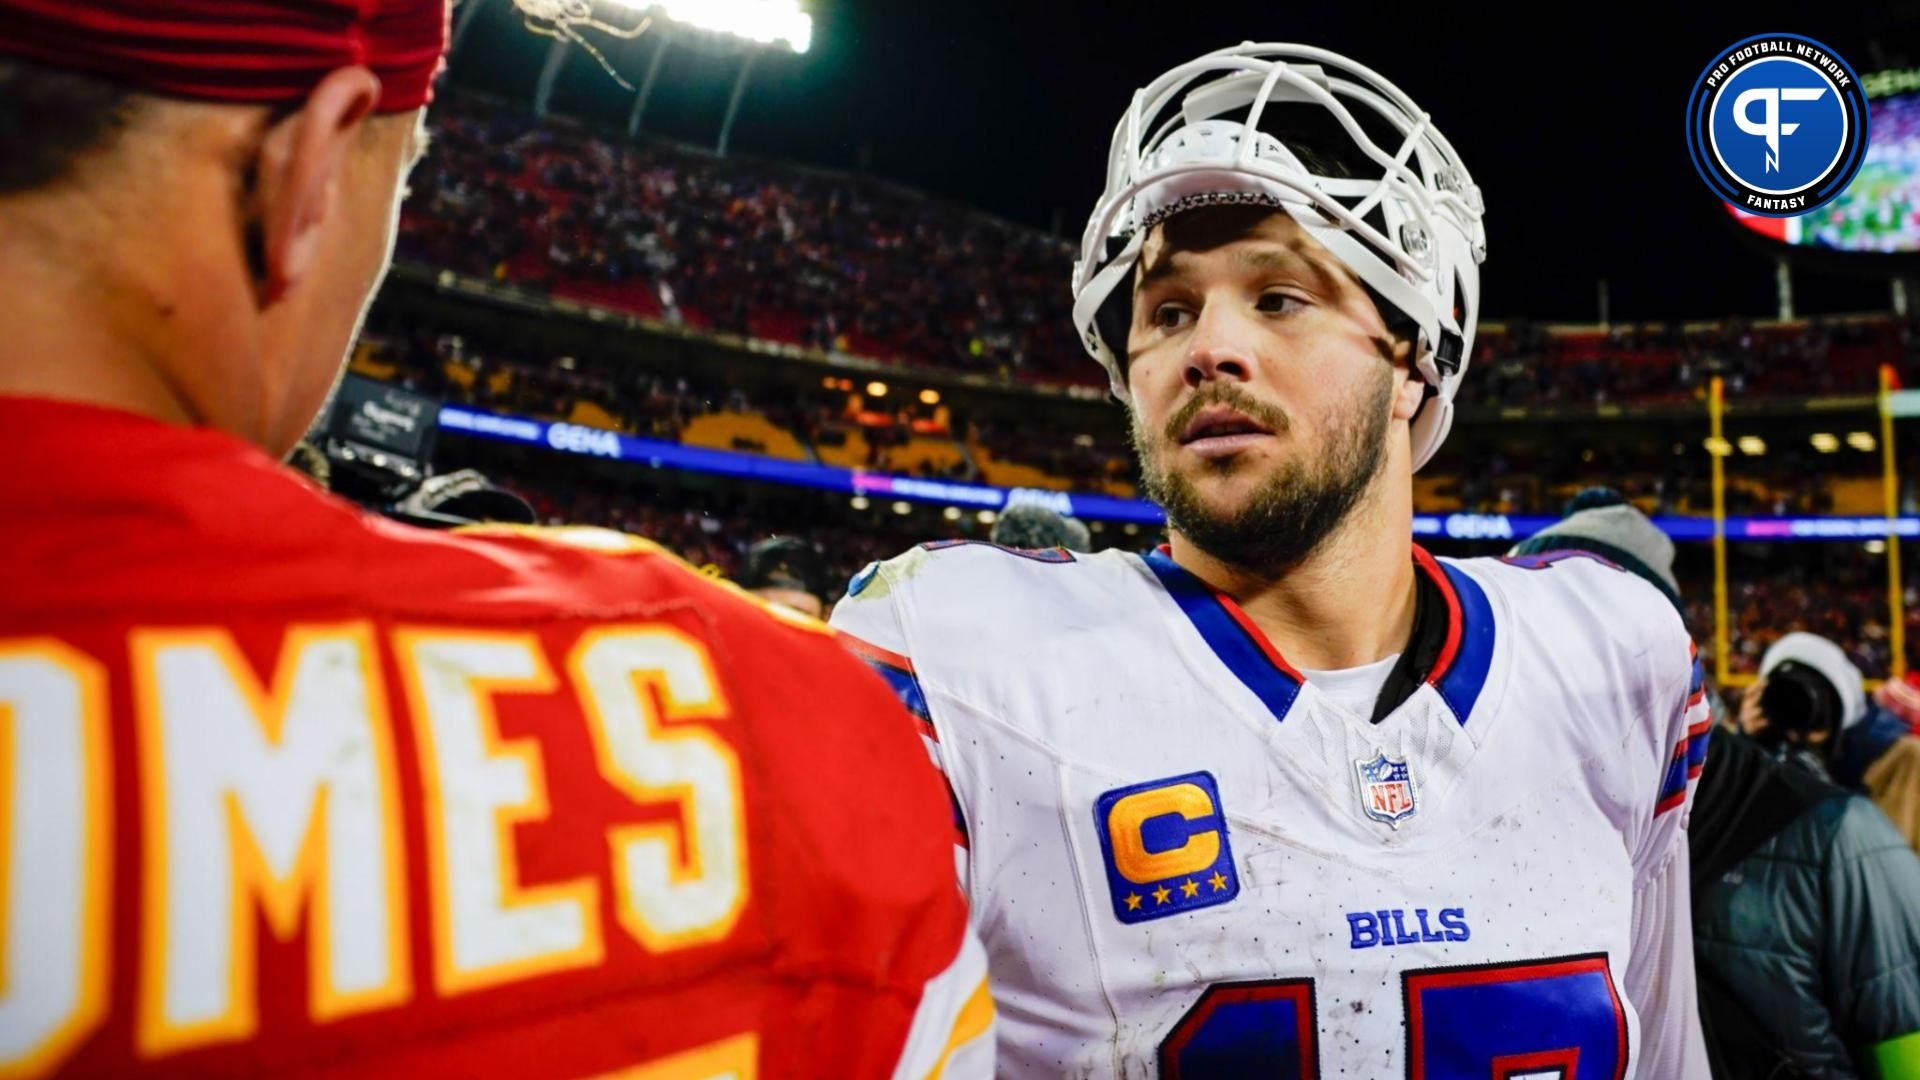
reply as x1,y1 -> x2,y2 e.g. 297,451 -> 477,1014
1745,632 -> 1920,853
1690,727 -> 1920,1078
1512,491 -> 1920,1078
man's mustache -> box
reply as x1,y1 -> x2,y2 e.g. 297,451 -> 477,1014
1161,385 -> 1291,445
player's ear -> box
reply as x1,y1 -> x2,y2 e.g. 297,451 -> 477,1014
248,66 -> 381,304
1391,358 -> 1426,422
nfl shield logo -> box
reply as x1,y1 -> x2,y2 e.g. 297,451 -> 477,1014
1355,750 -> 1416,827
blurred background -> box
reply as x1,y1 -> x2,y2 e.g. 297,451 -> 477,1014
324,0 -> 1920,689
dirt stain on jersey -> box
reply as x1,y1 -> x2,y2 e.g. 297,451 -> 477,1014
844,546 -> 936,603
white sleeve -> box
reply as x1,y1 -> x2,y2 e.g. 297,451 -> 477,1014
1634,641 -> 1711,879
1624,639 -> 1711,1077
888,928 -> 996,1080
830,559 -> 974,892
1625,834 -> 1708,1078
833,559 -> 995,1078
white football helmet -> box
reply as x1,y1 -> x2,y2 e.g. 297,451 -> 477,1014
1069,43 -> 1488,471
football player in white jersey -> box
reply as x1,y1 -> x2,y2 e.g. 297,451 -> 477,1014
831,43 -> 1710,1078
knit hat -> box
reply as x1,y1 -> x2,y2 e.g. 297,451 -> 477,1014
1507,488 -> 1681,613
990,504 -> 1092,553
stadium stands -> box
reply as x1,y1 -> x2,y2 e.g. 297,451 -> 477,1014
354,311 -> 1900,520
397,93 -> 1920,407
365,92 -> 1920,681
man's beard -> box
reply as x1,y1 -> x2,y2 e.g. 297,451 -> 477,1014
1132,371 -> 1393,577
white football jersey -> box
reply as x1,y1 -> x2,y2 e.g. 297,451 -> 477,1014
830,540 -> 1710,1079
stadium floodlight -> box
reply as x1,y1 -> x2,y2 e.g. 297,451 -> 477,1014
849,496 -> 870,510
1849,431 -> 1879,452
607,0 -> 812,53
891,501 -> 914,516
1703,436 -> 1733,457
866,381 -> 888,398
1811,432 -> 1841,453
576,0 -> 812,150
1737,436 -> 1766,456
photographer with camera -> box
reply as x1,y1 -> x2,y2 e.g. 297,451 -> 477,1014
1744,632 -> 1920,852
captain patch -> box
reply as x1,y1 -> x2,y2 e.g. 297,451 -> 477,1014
1094,771 -> 1239,924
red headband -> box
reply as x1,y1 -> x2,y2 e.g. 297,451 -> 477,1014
0,0 -> 448,113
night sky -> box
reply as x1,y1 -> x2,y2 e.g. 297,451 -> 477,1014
447,0 -> 1920,323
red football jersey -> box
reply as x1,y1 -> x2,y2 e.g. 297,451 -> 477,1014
0,397 -> 992,1079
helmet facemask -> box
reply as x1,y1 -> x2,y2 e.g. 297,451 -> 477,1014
1070,44 -> 1487,471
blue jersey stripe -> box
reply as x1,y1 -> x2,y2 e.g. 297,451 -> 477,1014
1141,550 -> 1302,723
1656,741 -> 1690,813
1686,724 -> 1712,773
861,658 -> 930,721
1432,560 -> 1496,727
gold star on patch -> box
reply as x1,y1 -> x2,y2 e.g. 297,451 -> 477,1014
1180,878 -> 1201,899
1209,871 -> 1229,892
1125,892 -> 1143,911
1152,884 -> 1172,905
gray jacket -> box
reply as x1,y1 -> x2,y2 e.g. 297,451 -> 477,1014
1694,788 -> 1920,1077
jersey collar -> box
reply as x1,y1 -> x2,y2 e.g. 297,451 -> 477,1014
1141,544 -> 1495,726
1417,546 -> 1497,726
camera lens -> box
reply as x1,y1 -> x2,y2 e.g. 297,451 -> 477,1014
1757,662 -> 1841,743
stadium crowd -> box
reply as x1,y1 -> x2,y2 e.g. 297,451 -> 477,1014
397,93 -> 1920,409
398,95 -> 1089,384
1686,569 -> 1920,680
360,311 -> 1902,519
357,318 -> 832,447
356,313 -> 1142,490
1475,316 -> 1920,407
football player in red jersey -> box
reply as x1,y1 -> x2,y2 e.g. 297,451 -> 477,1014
0,3 -> 992,1077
